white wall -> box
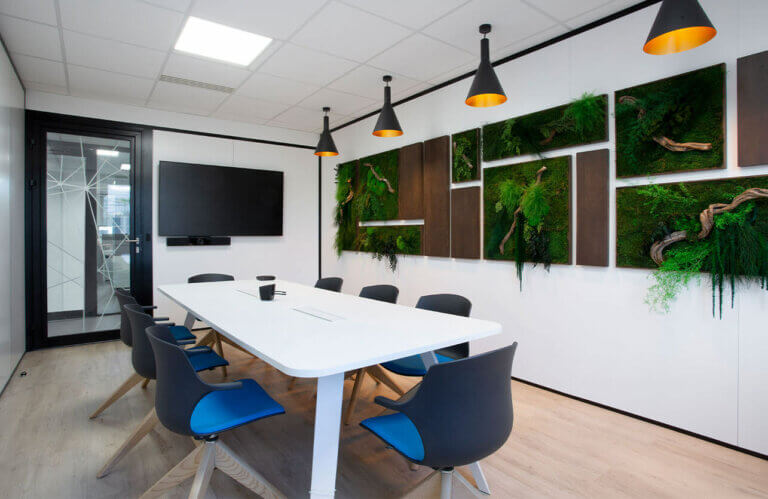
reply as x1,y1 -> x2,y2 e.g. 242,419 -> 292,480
152,131 -> 319,324
321,0 -> 768,454
0,42 -> 25,391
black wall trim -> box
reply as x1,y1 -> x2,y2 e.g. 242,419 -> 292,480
511,376 -> 768,462
151,125 -> 315,150
331,0 -> 662,133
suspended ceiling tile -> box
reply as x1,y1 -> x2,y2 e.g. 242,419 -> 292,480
191,0 -> 327,41
59,0 -> 185,51
148,80 -> 230,115
291,1 -> 411,63
68,65 -> 155,105
213,95 -> 290,123
236,72 -> 320,105
24,80 -> 68,95
564,0 -> 639,29
298,87 -> 377,117
163,53 -> 253,89
258,43 -> 357,86
349,0 -> 469,30
524,0 -> 613,23
139,0 -> 192,12
269,105 -> 346,132
368,33 -> 474,81
64,30 -> 166,79
422,0 -> 559,53
11,53 -> 66,86
0,16 -> 62,61
327,64 -> 421,99
0,0 -> 57,25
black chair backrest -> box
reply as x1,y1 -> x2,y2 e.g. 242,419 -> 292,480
146,325 -> 216,436
359,284 -> 399,304
188,273 -> 235,283
125,303 -> 163,380
416,293 -> 472,359
115,288 -> 138,347
398,343 -> 517,468
315,277 -> 343,292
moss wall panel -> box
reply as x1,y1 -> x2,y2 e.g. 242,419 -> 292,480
482,94 -> 607,162
616,175 -> 768,269
452,128 -> 480,183
357,149 -> 399,222
484,156 -> 571,264
615,64 -> 725,178
334,160 -> 358,253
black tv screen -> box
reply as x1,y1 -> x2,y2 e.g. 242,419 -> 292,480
158,161 -> 283,236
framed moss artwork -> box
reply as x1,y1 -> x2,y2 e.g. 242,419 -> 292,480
333,160 -> 358,254
356,225 -> 422,271
482,93 -> 608,162
452,128 -> 480,183
355,149 -> 399,222
484,156 -> 571,286
615,64 -> 726,178
617,176 -> 768,316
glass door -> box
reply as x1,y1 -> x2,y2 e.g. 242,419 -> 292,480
26,111 -> 154,349
45,132 -> 133,337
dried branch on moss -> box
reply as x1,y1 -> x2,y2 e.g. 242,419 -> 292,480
363,162 -> 395,194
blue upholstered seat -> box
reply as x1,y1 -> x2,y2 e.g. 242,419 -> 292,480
187,349 -> 229,372
190,379 -> 285,435
381,353 -> 454,377
169,325 -> 196,344
361,413 -> 425,461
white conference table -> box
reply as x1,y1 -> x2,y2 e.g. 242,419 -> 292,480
158,279 -> 502,498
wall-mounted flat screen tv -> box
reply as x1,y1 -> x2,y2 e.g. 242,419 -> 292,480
158,161 -> 283,236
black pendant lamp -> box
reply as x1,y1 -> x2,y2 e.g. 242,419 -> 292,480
315,106 -> 338,157
466,24 -> 506,107
372,75 -> 403,137
644,0 -> 717,55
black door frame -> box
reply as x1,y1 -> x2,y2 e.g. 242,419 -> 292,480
25,111 -> 154,349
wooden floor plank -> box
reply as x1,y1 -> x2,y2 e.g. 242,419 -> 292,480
0,338 -> 766,498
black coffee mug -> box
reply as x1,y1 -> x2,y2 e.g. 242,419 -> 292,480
259,284 -> 286,301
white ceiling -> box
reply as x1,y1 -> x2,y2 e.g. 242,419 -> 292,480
0,0 -> 640,134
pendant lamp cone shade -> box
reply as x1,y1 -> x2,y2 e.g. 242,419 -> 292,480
466,24 -> 506,107
315,107 -> 338,157
644,0 -> 717,55
373,75 -> 403,137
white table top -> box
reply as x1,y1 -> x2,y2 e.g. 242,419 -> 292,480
158,279 -> 502,378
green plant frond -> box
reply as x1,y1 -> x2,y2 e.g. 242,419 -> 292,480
521,183 -> 550,228
498,180 -> 524,216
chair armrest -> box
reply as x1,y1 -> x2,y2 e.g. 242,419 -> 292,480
178,339 -> 196,346
141,305 -> 158,310
211,381 -> 243,391
185,346 -> 210,355
374,396 -> 406,412
152,316 -> 170,322
155,322 -> 176,327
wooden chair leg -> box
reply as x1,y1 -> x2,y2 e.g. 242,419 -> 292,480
141,378 -> 151,389
367,364 -> 406,396
97,408 -> 159,478
213,332 -> 228,377
188,442 -> 216,499
343,368 -> 366,425
215,441 -> 285,499
89,372 -> 143,419
140,444 -> 203,499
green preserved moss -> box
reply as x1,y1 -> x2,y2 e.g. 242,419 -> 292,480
482,94 -> 607,162
616,176 -> 768,269
452,128 -> 480,183
334,160 -> 358,254
484,156 -> 571,282
356,225 -> 422,271
355,149 -> 399,222
615,64 -> 725,177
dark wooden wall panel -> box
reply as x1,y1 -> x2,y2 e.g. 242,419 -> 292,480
451,187 -> 480,259
398,142 -> 424,218
423,136 -> 450,257
738,50 -> 768,166
576,149 -> 609,267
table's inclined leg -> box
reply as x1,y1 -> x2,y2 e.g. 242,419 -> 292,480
310,372 -> 344,498
183,311 -> 196,330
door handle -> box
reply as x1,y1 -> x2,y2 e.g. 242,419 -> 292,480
125,239 -> 140,243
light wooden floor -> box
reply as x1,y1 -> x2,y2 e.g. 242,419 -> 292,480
1,335 -> 767,498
